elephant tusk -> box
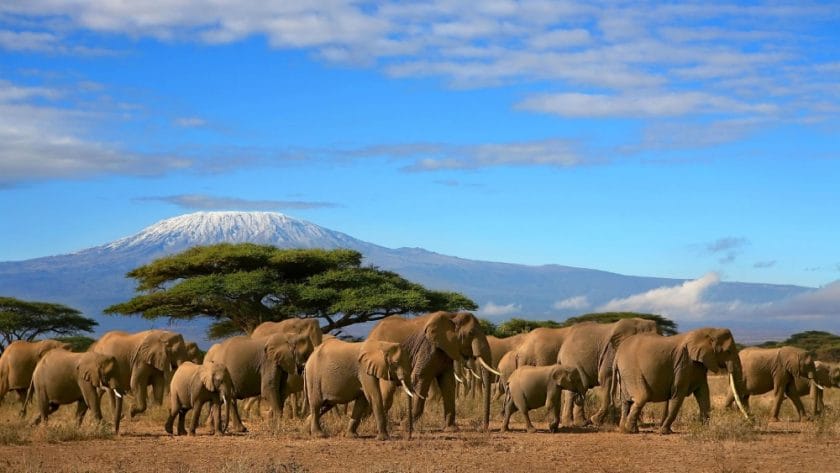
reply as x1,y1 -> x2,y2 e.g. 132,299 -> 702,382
400,379 -> 415,399
415,392 -> 425,400
729,373 -> 749,419
453,372 -> 464,384
112,388 -> 122,399
477,357 -> 502,377
222,394 -> 227,405
466,367 -> 481,380
813,382 -> 825,391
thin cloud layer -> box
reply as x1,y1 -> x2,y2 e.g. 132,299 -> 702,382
138,194 -> 339,211
479,302 -> 521,317
553,295 -> 590,310
599,273 -> 720,320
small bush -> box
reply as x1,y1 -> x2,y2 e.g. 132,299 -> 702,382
685,411 -> 761,442
0,419 -> 29,445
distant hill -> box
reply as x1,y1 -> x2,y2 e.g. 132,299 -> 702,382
0,211 -> 814,344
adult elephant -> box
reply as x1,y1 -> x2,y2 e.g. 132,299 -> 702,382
487,334 -> 527,399
796,361 -> 840,416
0,339 -> 70,411
557,318 -> 658,426
204,333 -> 312,432
26,349 -> 124,433
89,329 -> 189,417
184,342 -> 203,364
305,338 -> 417,440
367,311 -> 500,431
251,318 -> 323,347
722,346 -> 817,421
614,327 -> 749,434
513,326 -> 575,367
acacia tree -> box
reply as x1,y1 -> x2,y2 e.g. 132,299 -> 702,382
106,243 -> 477,338
562,312 -> 678,336
0,297 -> 97,354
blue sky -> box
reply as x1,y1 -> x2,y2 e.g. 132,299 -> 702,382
0,1 -> 838,289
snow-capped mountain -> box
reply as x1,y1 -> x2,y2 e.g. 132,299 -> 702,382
0,211 -> 816,344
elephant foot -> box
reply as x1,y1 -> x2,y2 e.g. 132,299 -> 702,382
231,425 -> 248,433
443,424 -> 460,433
500,425 -> 509,433
770,417 -> 780,422
376,433 -> 389,441
526,426 -> 537,434
164,423 -> 174,435
345,430 -> 359,439
659,426 -> 673,435
548,422 -> 559,433
619,425 -> 638,434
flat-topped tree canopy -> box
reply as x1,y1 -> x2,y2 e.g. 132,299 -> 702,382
0,296 -> 97,354
106,243 -> 476,338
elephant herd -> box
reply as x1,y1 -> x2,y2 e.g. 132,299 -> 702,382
0,312 -> 838,441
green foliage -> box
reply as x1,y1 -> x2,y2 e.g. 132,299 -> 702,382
491,318 -> 563,337
54,335 -> 97,352
562,312 -> 679,336
757,330 -> 840,362
106,244 -> 476,338
478,318 -> 497,337
0,297 -> 97,354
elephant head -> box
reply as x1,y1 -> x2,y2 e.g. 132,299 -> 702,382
683,327 -> 749,417
448,312 -> 499,376
132,334 -> 172,377
422,312 -> 464,362
185,342 -> 203,364
816,361 -> 840,388
779,346 -> 816,380
159,331 -> 189,369
359,340 -> 416,394
38,340 -> 72,357
200,362 -> 234,403
78,353 -> 123,432
551,365 -> 586,406
264,333 -> 312,376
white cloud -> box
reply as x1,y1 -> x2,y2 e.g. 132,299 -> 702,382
479,302 -> 520,317
174,117 -> 208,128
599,272 -> 720,320
137,194 -> 338,211
553,295 -> 590,310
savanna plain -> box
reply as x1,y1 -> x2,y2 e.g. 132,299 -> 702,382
1,376 -> 838,473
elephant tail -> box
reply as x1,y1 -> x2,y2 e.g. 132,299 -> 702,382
608,360 -> 621,407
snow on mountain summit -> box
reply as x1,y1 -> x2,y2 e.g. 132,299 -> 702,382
102,211 -> 368,253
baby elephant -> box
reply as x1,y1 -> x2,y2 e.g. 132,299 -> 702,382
165,361 -> 233,436
27,349 -> 124,433
502,364 -> 585,433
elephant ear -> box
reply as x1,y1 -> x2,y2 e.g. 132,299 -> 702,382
200,364 -> 216,392
265,335 -> 295,373
359,341 -> 392,381
686,332 -> 717,370
78,355 -> 102,386
134,335 -> 168,372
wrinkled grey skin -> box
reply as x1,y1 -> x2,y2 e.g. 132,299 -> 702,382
723,346 -> 817,421
165,361 -> 234,436
304,339 -> 415,440
614,328 -> 747,434
0,339 -> 70,412
27,348 -> 124,433
501,364 -> 586,433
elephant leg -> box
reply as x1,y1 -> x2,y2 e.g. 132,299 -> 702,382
177,408 -> 187,436
228,399 -> 248,433
165,407 -> 177,435
409,377 -> 430,424
74,400 -> 88,426
361,375 -> 389,440
380,378 -> 397,414
624,397 -> 647,434
619,400 -> 630,432
770,384 -> 786,421
189,401 -> 203,435
693,382 -> 711,423
501,393 -> 516,432
561,390 -> 574,427
309,398 -> 328,438
660,395 -> 685,435
152,376 -> 165,406
438,373 -> 459,432
548,390 -> 562,433
131,383 -> 149,418
347,396 -> 371,438
784,384 -> 809,421
572,392 -> 588,426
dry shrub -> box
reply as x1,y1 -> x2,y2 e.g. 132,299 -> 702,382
685,410 -> 762,442
219,457 -> 310,473
0,418 -> 29,445
30,420 -> 114,443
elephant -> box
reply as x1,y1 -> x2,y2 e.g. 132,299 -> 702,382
251,318 -> 323,347
556,319 -> 658,426
367,311 -> 501,431
795,361 -> 840,416
513,326 -> 575,367
165,361 -> 234,436
0,339 -> 70,412
184,342 -> 203,364
501,364 -> 586,433
305,338 -> 417,440
204,333 -> 312,432
26,348 -> 124,433
496,351 -> 518,397
487,334 -> 528,399
251,317 -> 324,417
722,346 -> 817,421
89,329 -> 189,417
614,327 -> 749,434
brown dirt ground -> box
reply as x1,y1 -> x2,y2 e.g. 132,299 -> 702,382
3,376 -> 839,473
